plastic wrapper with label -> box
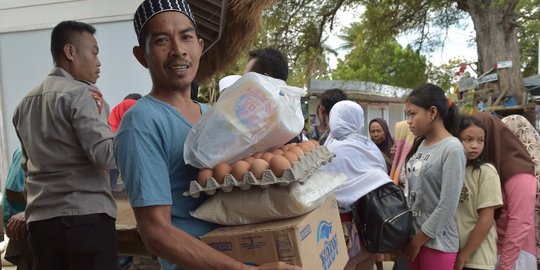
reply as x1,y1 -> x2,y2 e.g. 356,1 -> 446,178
190,171 -> 347,225
184,72 -> 306,169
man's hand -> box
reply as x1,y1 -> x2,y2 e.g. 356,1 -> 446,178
6,212 -> 27,241
256,262 -> 304,270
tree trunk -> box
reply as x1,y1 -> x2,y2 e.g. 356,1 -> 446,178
463,0 -> 526,105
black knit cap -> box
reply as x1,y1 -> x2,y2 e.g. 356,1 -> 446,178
133,0 -> 196,39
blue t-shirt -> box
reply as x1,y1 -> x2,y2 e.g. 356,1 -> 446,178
2,147 -> 26,226
114,96 -> 216,270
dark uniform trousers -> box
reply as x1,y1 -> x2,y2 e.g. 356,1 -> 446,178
28,213 -> 118,270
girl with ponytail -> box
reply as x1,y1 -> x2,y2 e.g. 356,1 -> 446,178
403,83 -> 466,270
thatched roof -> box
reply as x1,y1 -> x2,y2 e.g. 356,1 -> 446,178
188,0 -> 276,83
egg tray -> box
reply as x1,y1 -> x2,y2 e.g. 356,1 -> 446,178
183,146 -> 335,198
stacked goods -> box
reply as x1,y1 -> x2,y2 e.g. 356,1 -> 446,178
187,141 -> 346,226
200,194 -> 349,270
190,170 -> 346,225
183,141 -> 333,198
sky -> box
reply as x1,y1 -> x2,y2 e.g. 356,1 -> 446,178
325,8 -> 478,70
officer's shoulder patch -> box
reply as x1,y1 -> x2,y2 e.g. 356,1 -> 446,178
89,88 -> 103,114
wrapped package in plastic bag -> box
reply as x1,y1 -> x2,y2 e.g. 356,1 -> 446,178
184,72 -> 306,169
190,170 -> 347,225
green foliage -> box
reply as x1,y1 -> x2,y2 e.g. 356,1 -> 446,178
242,0 -> 352,87
426,63 -> 455,92
332,22 -> 428,88
426,58 -> 476,92
353,0 -> 539,78
358,1 -> 465,54
517,0 -> 539,77
197,0 -> 338,101
196,56 -> 248,104
196,0 -> 538,103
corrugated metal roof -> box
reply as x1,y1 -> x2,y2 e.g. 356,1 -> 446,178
308,79 -> 411,103
524,74 -> 540,88
524,75 -> 540,98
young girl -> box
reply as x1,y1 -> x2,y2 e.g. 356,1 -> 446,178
403,83 -> 466,270
455,115 -> 503,270
473,112 -> 537,270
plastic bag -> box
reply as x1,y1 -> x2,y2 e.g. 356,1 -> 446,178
184,72 -> 306,168
190,171 -> 346,225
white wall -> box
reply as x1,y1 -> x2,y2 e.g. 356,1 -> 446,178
364,103 -> 405,138
366,104 -> 389,131
0,20 -> 152,164
388,103 -> 406,136
0,0 -> 138,33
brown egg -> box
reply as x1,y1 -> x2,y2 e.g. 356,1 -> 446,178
231,160 -> 250,181
261,152 -> 275,162
309,139 -> 320,148
280,145 -> 290,151
197,168 -> 213,187
282,151 -> 299,164
305,141 -> 317,150
287,143 -> 297,148
250,159 -> 269,179
213,162 -> 231,184
269,155 -> 292,178
289,146 -> 305,158
243,156 -> 255,165
271,148 -> 284,155
253,152 -> 263,159
298,142 -> 312,153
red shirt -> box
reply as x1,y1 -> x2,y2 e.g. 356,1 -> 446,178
108,99 -> 137,132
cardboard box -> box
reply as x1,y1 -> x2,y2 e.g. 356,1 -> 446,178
201,194 -> 348,270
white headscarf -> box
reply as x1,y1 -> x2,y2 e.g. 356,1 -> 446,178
321,100 -> 391,210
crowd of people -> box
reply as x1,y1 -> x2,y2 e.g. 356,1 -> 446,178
2,0 -> 539,270
313,83 -> 537,270
6,0 -> 303,269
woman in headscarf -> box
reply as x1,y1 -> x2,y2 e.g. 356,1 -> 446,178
368,118 -> 395,270
472,112 -> 537,270
369,118 -> 395,173
501,114 -> 540,264
321,100 -> 391,270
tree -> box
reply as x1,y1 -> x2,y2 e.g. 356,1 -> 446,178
332,22 -> 428,89
260,0 -> 537,103
517,0 -> 539,77
426,58 -> 478,99
357,0 -> 536,105
196,0 -> 341,101
248,0 -> 356,87
196,56 -> 248,103
197,0 -> 537,104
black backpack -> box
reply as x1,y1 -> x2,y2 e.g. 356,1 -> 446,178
352,182 -> 412,253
